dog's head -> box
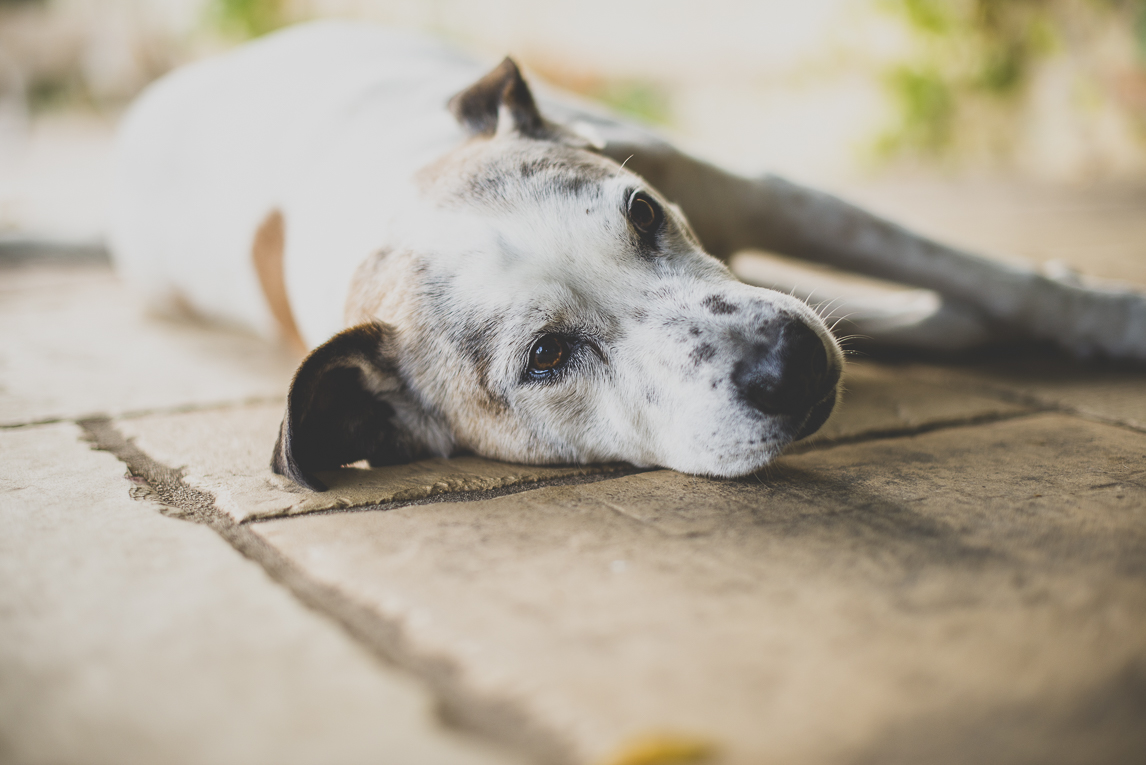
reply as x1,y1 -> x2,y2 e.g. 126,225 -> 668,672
273,59 -> 843,490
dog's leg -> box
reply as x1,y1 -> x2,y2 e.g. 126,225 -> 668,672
548,101 -> 1146,360
728,251 -> 1001,353
638,144 -> 1146,361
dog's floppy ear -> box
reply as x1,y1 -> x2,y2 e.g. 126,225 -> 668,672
271,322 -> 435,491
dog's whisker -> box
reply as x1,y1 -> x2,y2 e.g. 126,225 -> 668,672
828,315 -> 851,334
835,333 -> 873,356
811,296 -> 850,323
827,312 -> 861,335
817,298 -> 847,322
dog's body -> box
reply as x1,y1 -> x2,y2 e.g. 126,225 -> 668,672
112,22 -> 1146,489
111,24 -> 479,347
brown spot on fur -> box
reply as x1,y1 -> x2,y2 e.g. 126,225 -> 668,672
252,209 -> 305,356
344,248 -> 396,327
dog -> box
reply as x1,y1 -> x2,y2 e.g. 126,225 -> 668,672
111,21 -> 1146,491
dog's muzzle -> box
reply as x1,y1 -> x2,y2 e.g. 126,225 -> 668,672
731,318 -> 839,441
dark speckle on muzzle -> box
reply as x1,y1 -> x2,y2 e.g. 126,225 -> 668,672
732,319 -> 836,425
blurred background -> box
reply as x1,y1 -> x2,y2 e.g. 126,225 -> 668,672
2,0 -> 1146,276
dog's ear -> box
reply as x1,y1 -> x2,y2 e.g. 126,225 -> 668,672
450,56 -> 608,149
449,58 -> 603,148
449,57 -> 544,138
271,322 -> 438,491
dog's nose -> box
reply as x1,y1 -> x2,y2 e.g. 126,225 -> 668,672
732,319 -> 835,418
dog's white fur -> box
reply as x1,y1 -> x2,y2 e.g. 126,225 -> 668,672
112,23 -> 478,346
111,22 -> 1146,489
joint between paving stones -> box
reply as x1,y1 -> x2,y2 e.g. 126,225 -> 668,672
957,383 -> 1146,436
2,415 -> 76,430
239,466 -> 655,524
76,416 -> 578,765
1,395 -> 288,431
785,408 -> 1044,455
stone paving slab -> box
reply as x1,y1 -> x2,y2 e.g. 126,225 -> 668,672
0,422 -> 520,765
0,264 -> 296,426
115,360 -> 1031,523
250,414 -> 1146,765
117,403 -> 634,523
806,359 -> 1030,447
905,357 -> 1146,433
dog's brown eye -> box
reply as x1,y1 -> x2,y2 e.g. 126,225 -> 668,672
530,334 -> 568,371
628,191 -> 661,235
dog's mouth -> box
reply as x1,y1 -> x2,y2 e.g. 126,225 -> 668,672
789,387 -> 838,443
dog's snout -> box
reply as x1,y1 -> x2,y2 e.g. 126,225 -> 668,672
733,320 -> 835,418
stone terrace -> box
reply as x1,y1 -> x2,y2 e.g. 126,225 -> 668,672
3,182 -> 1146,765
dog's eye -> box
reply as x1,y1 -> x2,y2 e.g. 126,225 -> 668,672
529,334 -> 569,372
627,191 -> 662,236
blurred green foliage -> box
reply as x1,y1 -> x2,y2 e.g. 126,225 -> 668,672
208,0 -> 291,39
591,80 -> 673,125
877,0 -> 1146,158
1137,1 -> 1146,57
27,73 -> 88,111
199,3 -> 669,128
